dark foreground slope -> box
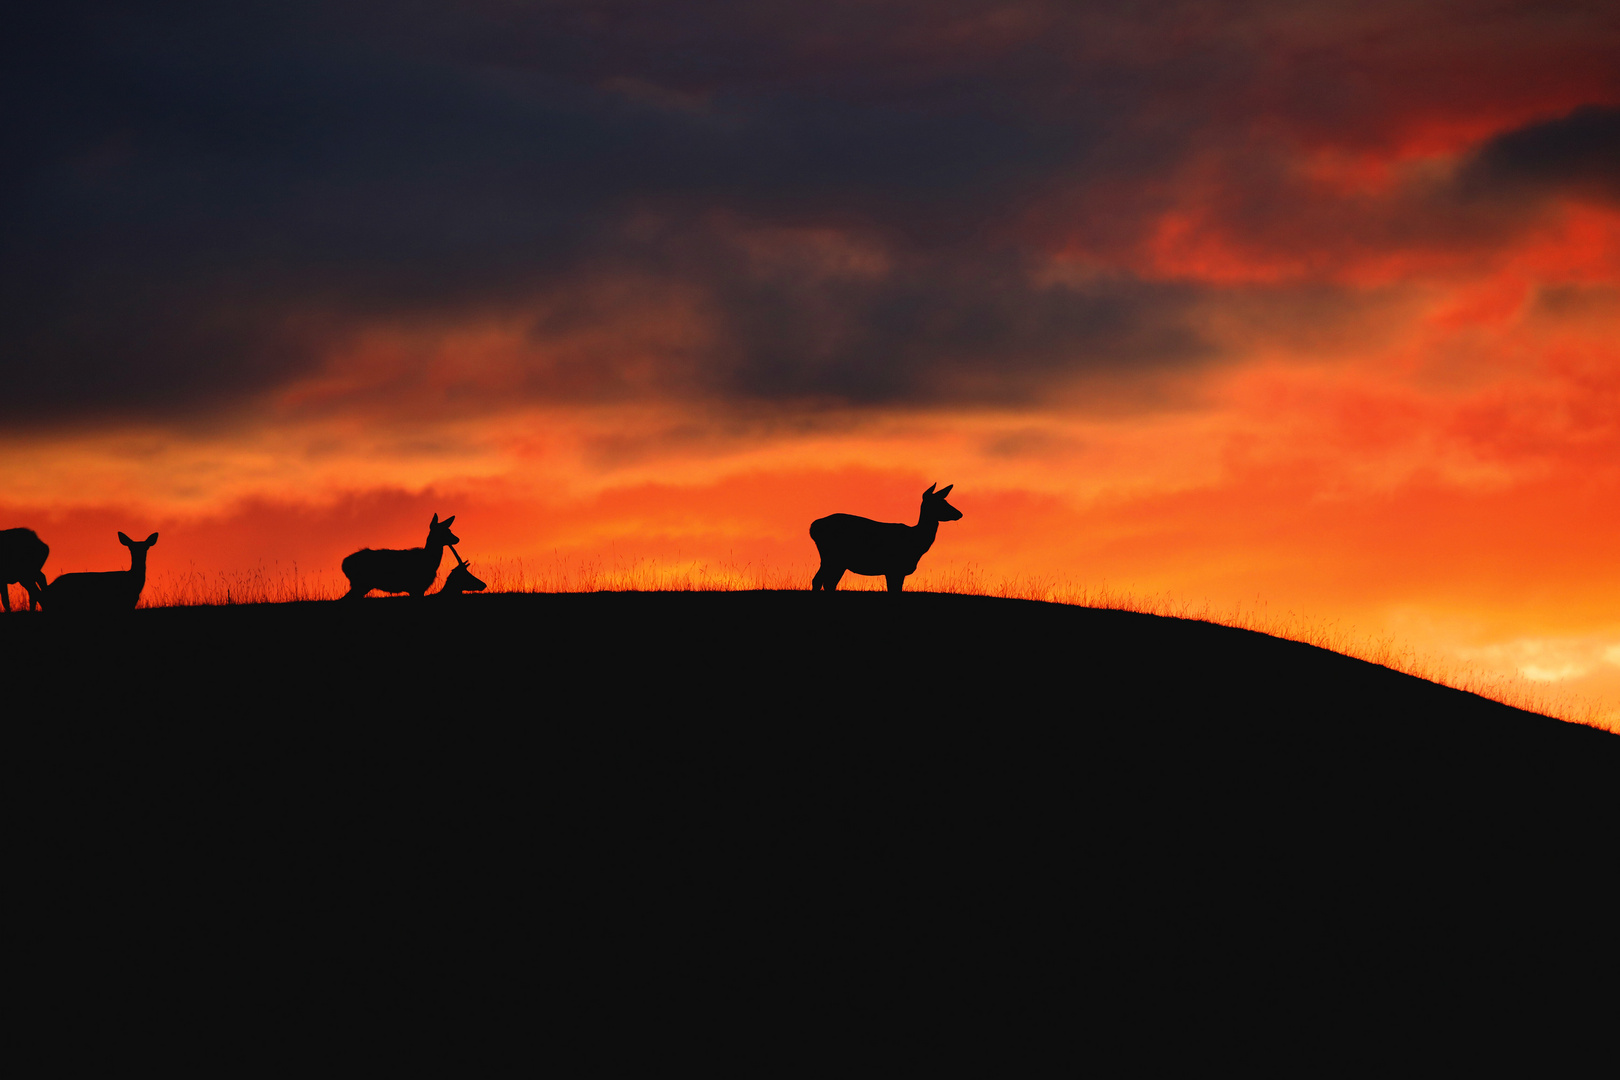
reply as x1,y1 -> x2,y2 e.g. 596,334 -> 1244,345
8,592 -> 1616,1058
12,589 -> 1608,778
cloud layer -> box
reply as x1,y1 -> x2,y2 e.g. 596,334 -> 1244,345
6,1 -> 1616,424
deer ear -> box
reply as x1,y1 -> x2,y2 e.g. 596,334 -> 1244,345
431,513 -> 440,525
118,531 -> 133,545
145,533 -> 158,545
443,515 -> 455,526
938,485 -> 953,498
923,483 -> 937,496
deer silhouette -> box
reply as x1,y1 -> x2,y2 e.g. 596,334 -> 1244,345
1,527 -> 50,612
810,483 -> 963,593
437,550 -> 486,596
44,531 -> 158,613
341,514 -> 459,599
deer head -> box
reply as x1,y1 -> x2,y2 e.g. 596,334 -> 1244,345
117,531 -> 160,565
442,551 -> 486,594
428,513 -> 460,547
922,483 -> 963,522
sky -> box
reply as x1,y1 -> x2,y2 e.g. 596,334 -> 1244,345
4,2 -> 1618,717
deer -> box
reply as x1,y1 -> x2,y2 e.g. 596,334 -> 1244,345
436,550 -> 486,596
341,514 -> 459,599
1,527 -> 50,612
43,531 -> 158,613
810,483 -> 963,594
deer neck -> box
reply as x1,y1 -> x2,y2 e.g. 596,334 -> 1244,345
912,515 -> 940,555
127,550 -> 149,590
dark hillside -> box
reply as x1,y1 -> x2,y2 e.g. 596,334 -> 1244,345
8,592 -> 1615,1045
14,589 -> 1606,770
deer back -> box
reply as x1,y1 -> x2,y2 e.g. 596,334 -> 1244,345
811,513 -> 928,575
341,545 -> 445,594
1,528 -> 49,581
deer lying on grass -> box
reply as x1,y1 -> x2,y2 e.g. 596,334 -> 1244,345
810,483 -> 962,593
341,514 -> 459,599
1,527 -> 50,612
437,550 -> 486,596
44,532 -> 158,613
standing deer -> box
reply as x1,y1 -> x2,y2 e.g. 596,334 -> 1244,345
341,514 -> 459,599
437,550 -> 486,596
1,527 -> 50,612
44,532 -> 158,613
810,483 -> 963,593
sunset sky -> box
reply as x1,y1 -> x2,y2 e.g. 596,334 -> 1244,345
5,2 -> 1617,715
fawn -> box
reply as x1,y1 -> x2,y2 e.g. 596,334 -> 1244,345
810,484 -> 962,593
438,551 -> 486,595
44,532 -> 158,613
341,514 -> 459,599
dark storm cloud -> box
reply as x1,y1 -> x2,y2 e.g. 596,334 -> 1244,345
679,242 -> 1215,404
1458,105 -> 1620,205
2,2 -> 1614,424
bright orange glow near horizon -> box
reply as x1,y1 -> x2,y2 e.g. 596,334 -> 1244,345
4,4 -> 1617,725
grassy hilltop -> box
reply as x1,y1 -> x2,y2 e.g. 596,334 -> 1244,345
12,589 -> 1610,792
11,590 -> 1613,1029
9,588 -> 1605,718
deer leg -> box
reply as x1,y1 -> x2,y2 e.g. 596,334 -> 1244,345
813,566 -> 844,591
886,574 -> 905,593
1,585 -> 11,613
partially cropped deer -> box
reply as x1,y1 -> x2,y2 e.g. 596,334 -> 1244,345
44,531 -> 158,613
1,527 -> 50,612
810,483 -> 963,593
437,550 -> 486,596
341,514 -> 459,599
